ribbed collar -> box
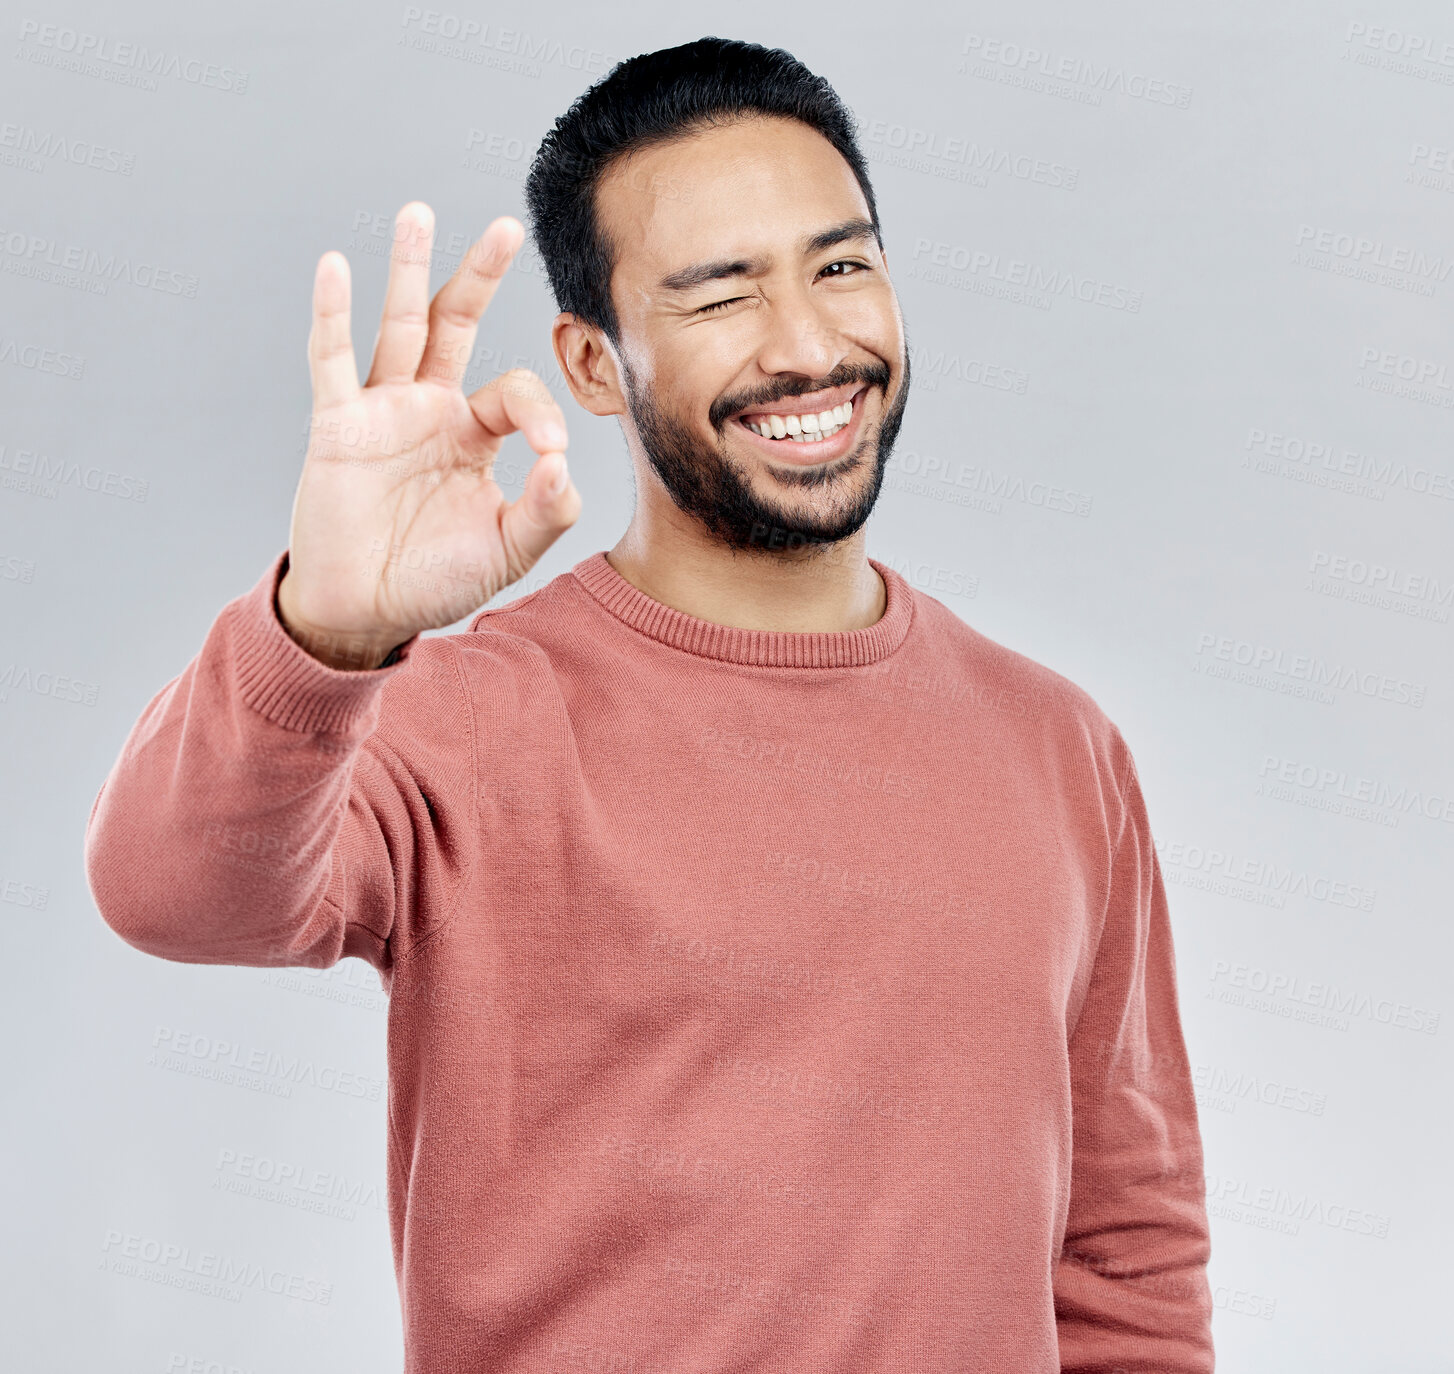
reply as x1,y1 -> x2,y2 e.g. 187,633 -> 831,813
569,551 -> 915,668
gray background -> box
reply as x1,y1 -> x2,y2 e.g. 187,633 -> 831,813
3,1 -> 1451,1369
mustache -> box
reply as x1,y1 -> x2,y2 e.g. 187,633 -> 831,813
710,360 -> 893,430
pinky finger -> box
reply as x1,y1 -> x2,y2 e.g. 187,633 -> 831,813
308,251 -> 361,413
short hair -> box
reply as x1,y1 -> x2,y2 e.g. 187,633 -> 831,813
523,36 -> 881,349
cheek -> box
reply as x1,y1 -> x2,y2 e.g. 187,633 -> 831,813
872,291 -> 904,337
655,339 -> 751,430
827,292 -> 899,354
627,336 -> 718,420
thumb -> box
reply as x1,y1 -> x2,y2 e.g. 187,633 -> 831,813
499,450 -> 580,578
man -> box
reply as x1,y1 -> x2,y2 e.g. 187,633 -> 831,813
85,36 -> 1214,1373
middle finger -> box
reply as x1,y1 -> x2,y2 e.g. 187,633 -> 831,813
416,216 -> 525,389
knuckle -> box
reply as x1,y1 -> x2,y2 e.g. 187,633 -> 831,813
429,301 -> 478,331
493,368 -> 551,403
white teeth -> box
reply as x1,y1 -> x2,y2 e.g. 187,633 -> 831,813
742,393 -> 857,442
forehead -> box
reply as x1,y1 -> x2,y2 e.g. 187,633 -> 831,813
596,116 -> 872,295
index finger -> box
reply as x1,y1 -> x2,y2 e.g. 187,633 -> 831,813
415,216 -> 525,389
307,250 -> 360,412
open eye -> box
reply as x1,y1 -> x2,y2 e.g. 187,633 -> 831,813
818,259 -> 871,280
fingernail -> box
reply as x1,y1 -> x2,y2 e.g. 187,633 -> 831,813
548,455 -> 569,495
543,423 -> 567,447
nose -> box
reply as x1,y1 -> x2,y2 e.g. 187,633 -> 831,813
752,283 -> 848,381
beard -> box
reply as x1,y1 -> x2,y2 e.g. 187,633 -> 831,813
618,345 -> 912,556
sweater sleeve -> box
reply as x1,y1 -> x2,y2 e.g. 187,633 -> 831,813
1053,740 -> 1215,1372
83,550 -> 478,975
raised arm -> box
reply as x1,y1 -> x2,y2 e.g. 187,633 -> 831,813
83,552 -> 474,970
84,201 -> 580,972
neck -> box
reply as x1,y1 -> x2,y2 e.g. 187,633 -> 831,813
606,507 -> 886,634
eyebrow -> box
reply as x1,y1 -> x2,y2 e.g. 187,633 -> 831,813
656,217 -> 880,294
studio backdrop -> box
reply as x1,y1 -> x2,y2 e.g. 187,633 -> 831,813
2,2 -> 1449,1370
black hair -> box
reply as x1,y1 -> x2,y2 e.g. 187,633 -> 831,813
523,36 -> 880,349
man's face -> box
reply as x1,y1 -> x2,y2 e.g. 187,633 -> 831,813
593,115 -> 910,555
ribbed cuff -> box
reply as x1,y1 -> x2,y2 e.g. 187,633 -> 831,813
227,549 -> 421,734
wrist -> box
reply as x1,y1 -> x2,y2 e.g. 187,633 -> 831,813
275,569 -> 405,672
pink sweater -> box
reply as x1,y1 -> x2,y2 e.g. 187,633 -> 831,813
85,547 -> 1214,1372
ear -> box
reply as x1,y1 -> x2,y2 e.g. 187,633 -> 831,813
551,313 -> 626,418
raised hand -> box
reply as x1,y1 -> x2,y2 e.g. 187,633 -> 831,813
277,202 -> 580,669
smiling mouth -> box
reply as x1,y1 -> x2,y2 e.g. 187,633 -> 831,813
733,384 -> 868,444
